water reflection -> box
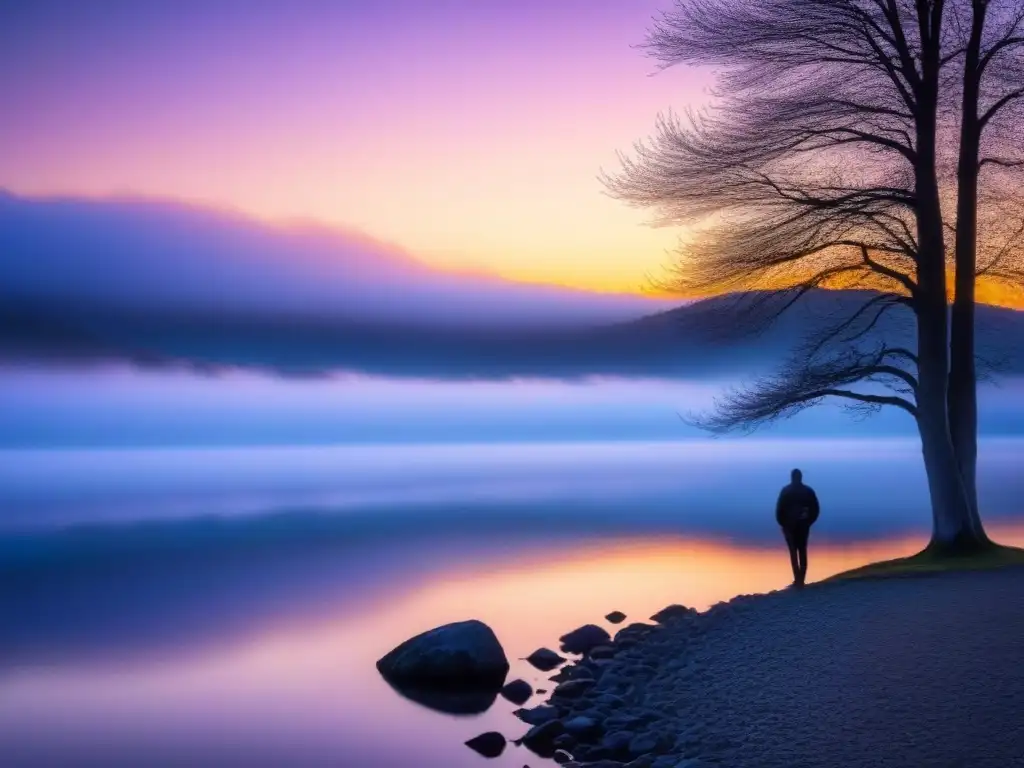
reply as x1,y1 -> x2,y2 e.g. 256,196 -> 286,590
3,523 -> 1023,767
383,681 -> 500,716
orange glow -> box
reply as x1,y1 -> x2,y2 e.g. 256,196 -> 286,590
5,525 -> 1024,767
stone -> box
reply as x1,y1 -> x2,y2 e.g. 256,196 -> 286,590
553,749 -> 574,764
596,693 -> 627,709
563,715 -> 603,739
464,731 -> 506,758
550,663 -> 594,683
601,730 -> 634,755
589,645 -> 617,660
376,619 -> 508,689
554,732 -> 578,750
649,604 -> 693,624
501,678 -> 533,705
552,678 -> 596,699
560,624 -> 612,655
521,719 -> 565,756
514,704 -> 560,725
628,732 -> 663,756
614,623 -> 656,642
526,647 -> 567,671
605,610 -> 627,624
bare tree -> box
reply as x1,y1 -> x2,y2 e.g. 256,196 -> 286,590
604,0 -> 1023,552
946,0 -> 1024,529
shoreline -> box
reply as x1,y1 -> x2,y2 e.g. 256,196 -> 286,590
512,564 -> 1024,767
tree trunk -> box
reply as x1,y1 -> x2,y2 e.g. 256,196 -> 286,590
913,45 -> 985,553
917,401 -> 981,551
917,300 -> 981,551
948,0 -> 988,541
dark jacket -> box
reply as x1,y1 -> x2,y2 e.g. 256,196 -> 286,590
776,482 -> 820,529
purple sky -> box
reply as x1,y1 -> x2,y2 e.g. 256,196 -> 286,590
0,0 -> 711,293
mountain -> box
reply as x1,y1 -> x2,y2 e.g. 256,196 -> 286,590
3,287 -> 1021,379
2,192 -> 1021,379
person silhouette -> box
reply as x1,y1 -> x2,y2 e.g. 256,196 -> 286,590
775,468 -> 819,586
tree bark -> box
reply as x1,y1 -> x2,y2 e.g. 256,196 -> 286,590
917,398 -> 981,550
913,32 -> 985,551
949,0 -> 988,541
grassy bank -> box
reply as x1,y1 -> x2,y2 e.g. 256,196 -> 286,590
829,542 -> 1024,581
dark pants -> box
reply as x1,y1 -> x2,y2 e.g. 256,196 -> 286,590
783,525 -> 810,585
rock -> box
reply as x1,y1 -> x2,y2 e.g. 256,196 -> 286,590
536,688 -> 548,694
607,712 -> 658,730
628,732 -> 663,756
649,604 -> 693,624
605,610 -> 627,624
595,693 -> 627,709
601,730 -> 634,755
552,678 -> 596,699
515,704 -> 560,725
563,715 -> 603,739
501,678 -> 533,705
559,624 -> 611,655
465,731 -> 506,758
554,733 -> 578,750
553,749 -> 574,764
614,623 -> 656,642
376,620 -> 508,689
521,719 -> 565,756
589,645 -> 617,660
526,647 -> 566,671
550,663 -> 595,683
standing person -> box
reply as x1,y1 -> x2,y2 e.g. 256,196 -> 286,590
775,468 -> 820,586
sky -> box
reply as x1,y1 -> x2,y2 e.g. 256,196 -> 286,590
2,0 -> 1022,450
0,0 -> 711,293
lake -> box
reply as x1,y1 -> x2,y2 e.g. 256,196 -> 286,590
2,438 -> 1022,767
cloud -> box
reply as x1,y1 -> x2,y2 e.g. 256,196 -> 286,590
0,191 -> 675,325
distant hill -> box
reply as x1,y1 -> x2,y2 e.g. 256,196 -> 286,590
3,287 -> 1020,379
3,190 -> 1020,379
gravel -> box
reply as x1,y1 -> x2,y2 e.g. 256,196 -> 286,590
529,567 -> 1024,768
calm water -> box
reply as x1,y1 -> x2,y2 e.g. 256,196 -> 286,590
2,438 -> 1022,767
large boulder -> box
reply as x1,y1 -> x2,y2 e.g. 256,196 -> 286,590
376,620 -> 509,689
559,624 -> 611,655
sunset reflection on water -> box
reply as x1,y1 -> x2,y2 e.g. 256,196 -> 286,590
2,524 -> 1023,768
